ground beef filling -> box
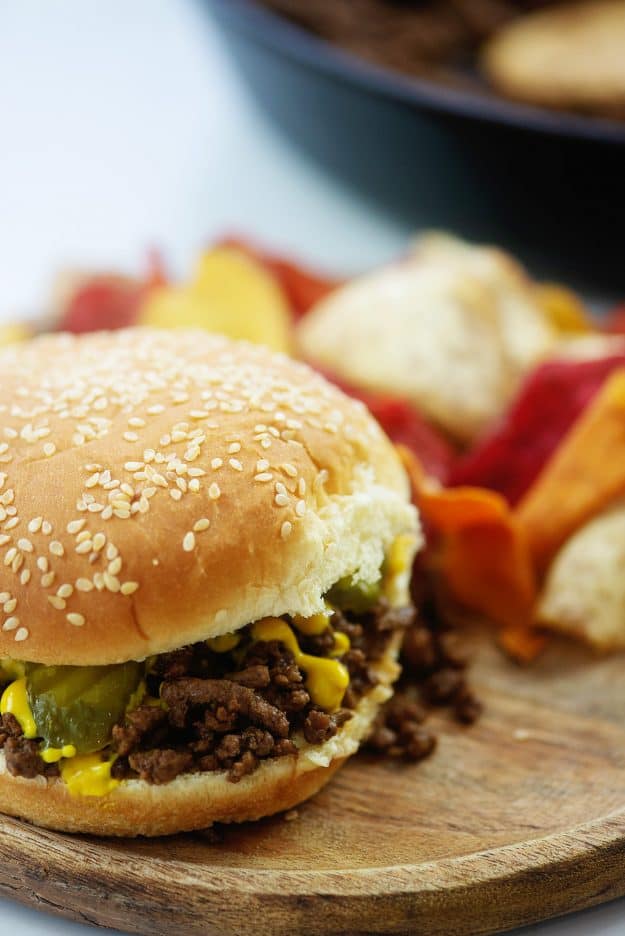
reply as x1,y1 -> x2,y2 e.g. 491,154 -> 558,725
0,600 -> 413,785
365,570 -> 482,761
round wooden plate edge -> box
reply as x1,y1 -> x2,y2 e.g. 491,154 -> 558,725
0,810 -> 624,935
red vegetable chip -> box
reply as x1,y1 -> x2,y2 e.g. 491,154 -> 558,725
450,353 -> 625,505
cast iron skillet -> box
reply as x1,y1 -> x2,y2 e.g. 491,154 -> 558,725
209,0 -> 625,147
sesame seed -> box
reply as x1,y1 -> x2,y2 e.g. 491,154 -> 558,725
128,417 -> 145,428
37,556 -> 49,572
76,578 -> 94,592
48,596 -> 66,610
193,518 -> 210,532
121,581 -> 139,596
40,572 -> 55,588
275,494 -> 289,507
229,458 -> 243,471
208,483 -> 221,500
188,479 -> 200,493
14,627 -> 28,642
170,489 -> 182,501
17,538 -> 33,552
42,521 -> 52,535
147,404 -> 165,415
256,459 -> 270,472
283,463 -> 297,477
75,540 -> 92,555
92,533 -> 106,551
275,482 -> 287,496
185,446 -> 200,462
19,570 -> 30,586
57,584 -> 73,599
295,500 -> 306,517
124,461 -> 144,472
108,556 -> 122,576
3,599 -> 16,613
183,532 -> 196,552
254,472 -> 273,482
298,478 -> 306,496
85,472 -> 100,488
228,442 -> 241,454
0,535 -> 9,546
103,573 -> 120,593
123,431 -> 139,443
4,518 -> 19,531
67,613 -> 85,627
4,548 -> 16,565
281,521 -> 293,540
28,517 -> 43,534
3,616 -> 19,631
106,543 -> 119,560
211,458 -> 223,470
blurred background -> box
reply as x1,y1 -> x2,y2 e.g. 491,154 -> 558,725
1,0 -> 623,329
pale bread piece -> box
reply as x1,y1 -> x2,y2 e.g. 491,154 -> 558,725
297,234 -> 557,444
482,0 -> 625,118
538,500 -> 625,650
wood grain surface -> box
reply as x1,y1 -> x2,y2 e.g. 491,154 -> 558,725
0,626 -> 624,936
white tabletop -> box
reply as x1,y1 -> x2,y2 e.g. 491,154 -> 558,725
0,2 -> 622,933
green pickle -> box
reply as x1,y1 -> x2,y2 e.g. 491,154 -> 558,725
326,576 -> 381,614
26,661 -> 143,753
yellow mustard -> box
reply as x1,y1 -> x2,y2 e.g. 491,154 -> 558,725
385,533 -> 417,578
330,631 -> 350,657
0,677 -> 37,738
207,632 -> 241,653
292,611 -> 332,636
252,618 -> 349,711
60,753 -> 119,797
41,744 -> 77,764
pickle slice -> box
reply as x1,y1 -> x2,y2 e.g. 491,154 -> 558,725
26,661 -> 142,753
326,576 -> 381,614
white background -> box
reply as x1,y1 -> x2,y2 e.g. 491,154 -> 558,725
0,1 -> 623,933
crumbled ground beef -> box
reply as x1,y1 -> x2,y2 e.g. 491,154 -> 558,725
0,599 -> 405,786
4,736 -> 59,779
364,577 -> 482,762
0,585 -> 480,786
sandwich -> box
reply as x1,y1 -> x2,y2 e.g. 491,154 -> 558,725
0,328 -> 420,836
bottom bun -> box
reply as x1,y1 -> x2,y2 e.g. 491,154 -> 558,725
0,639 -> 401,837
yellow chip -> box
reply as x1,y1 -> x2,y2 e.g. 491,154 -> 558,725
139,246 -> 292,353
535,283 -> 592,334
0,323 -> 30,347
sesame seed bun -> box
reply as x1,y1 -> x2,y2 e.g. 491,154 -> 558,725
0,637 -> 400,836
0,328 -> 418,664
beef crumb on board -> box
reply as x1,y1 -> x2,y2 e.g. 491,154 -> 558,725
365,574 -> 482,762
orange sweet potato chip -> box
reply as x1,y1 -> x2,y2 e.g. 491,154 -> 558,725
516,368 -> 625,575
398,446 -> 543,660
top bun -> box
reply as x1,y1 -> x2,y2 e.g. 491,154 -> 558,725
0,329 -> 418,665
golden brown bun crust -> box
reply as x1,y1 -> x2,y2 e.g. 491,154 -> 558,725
0,329 -> 418,664
482,1 -> 625,118
0,641 -> 400,836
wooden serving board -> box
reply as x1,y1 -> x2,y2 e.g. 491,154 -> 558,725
1,627 -> 625,936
